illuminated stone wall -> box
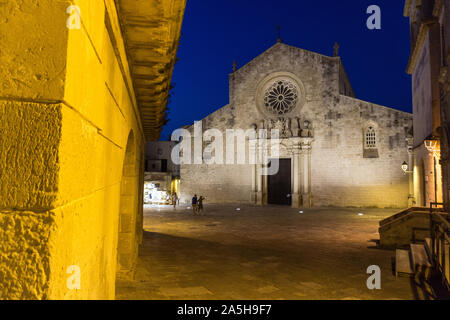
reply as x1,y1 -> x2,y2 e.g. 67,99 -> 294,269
180,43 -> 412,208
412,144 -> 443,206
404,0 -> 445,207
0,0 -> 186,299
411,33 -> 433,146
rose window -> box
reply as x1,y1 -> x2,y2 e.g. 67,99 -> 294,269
264,80 -> 298,115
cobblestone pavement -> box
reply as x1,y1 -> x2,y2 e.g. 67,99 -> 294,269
116,204 -> 430,300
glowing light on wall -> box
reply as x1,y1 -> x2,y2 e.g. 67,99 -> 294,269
401,161 -> 408,173
424,138 -> 440,158
143,182 -> 170,204
401,161 -> 412,173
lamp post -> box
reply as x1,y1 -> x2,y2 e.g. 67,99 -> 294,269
405,138 -> 415,207
401,161 -> 414,207
403,148 -> 415,207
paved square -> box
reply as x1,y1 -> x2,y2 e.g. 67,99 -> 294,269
116,204 -> 422,300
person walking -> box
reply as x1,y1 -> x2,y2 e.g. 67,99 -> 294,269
198,196 -> 205,215
172,193 -> 178,209
191,194 -> 198,215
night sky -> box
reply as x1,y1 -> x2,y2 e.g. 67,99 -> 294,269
160,0 -> 412,141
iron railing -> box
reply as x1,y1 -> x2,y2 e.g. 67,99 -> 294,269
429,202 -> 450,290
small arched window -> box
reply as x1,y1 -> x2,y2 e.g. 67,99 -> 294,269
365,126 -> 376,149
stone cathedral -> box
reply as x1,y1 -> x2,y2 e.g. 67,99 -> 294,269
179,41 -> 413,208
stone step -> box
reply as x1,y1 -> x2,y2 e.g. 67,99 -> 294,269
410,243 -> 432,278
395,249 -> 413,278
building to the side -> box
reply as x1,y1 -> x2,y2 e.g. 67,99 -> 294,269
378,2 -> 449,290
178,40 -> 413,208
436,0 -> 450,210
404,0 -> 448,207
0,0 -> 185,299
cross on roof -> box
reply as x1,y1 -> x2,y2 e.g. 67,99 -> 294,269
276,26 -> 282,43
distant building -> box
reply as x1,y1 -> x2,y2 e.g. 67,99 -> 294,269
404,0 -> 448,206
144,141 -> 180,203
145,141 -> 180,176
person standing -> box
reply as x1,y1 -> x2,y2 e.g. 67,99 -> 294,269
191,194 -> 198,215
198,196 -> 205,215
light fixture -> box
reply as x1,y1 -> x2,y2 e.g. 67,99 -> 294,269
401,161 -> 413,173
424,138 -> 439,153
402,161 -> 408,173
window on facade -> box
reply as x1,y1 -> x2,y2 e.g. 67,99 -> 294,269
161,159 -> 167,172
365,127 -> 376,149
264,80 -> 298,115
363,126 -> 379,158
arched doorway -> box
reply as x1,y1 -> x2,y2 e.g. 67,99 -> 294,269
116,130 -> 140,280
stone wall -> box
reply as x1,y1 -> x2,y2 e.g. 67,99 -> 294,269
0,0 -> 144,299
412,33 -> 433,147
180,43 -> 412,208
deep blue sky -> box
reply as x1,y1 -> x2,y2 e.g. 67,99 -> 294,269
160,0 -> 412,140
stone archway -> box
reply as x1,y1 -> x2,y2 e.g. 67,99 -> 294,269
116,130 -> 140,280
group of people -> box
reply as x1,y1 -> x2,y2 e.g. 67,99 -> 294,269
191,194 -> 205,215
168,192 -> 205,214
169,193 -> 205,214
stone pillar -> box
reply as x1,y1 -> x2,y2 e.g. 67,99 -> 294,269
301,139 -> 313,208
256,143 -> 264,205
407,141 -> 415,207
263,166 -> 269,204
291,143 -> 301,208
262,143 -> 269,205
250,141 -> 257,203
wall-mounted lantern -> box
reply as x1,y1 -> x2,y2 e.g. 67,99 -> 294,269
424,138 -> 440,153
401,161 -> 413,173
424,140 -> 436,152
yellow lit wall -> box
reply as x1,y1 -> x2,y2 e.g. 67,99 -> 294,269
0,0 -> 186,299
49,0 -> 145,299
171,178 -> 180,196
412,144 -> 443,207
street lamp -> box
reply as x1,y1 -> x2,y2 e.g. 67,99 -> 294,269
401,161 -> 408,172
424,138 -> 440,158
424,139 -> 438,152
401,161 -> 413,173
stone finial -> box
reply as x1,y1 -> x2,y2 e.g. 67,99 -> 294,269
333,42 -> 340,57
276,25 -> 282,43
232,60 -> 237,72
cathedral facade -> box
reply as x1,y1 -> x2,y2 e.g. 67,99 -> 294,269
179,42 -> 413,208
